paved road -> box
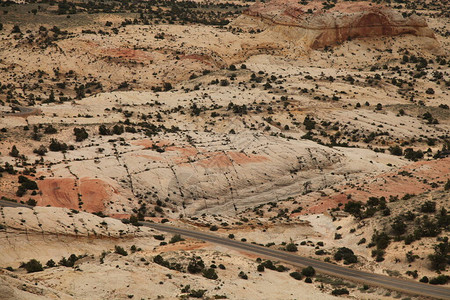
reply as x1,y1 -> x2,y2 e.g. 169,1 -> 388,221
146,223 -> 450,300
1,200 -> 448,299
0,200 -> 32,209
1,106 -> 40,117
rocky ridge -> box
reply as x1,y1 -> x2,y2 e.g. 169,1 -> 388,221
235,0 -> 436,49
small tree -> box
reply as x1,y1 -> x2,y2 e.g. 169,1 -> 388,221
189,289 -> 206,298
420,201 -> 436,213
334,247 -> 357,264
391,217 -> 407,236
26,199 -> 37,206
289,271 -> 303,280
114,245 -> 128,256
389,145 -> 403,156
202,268 -> 218,280
303,116 -> 316,130
238,271 -> 248,279
44,125 -> 57,134
24,259 -> 43,273
73,127 -> 88,142
9,145 -> 19,157
112,125 -> 124,135
428,239 -> 449,271
163,82 -> 172,91
99,125 -> 111,135
429,275 -> 449,285
445,179 -> 450,191
371,231 -> 390,250
332,288 -> 349,296
187,256 -> 205,274
169,234 -> 184,244
285,241 -> 298,252
301,266 -> 315,277
344,201 -> 363,218
33,145 -> 48,156
47,90 -> 55,103
46,259 -> 56,268
11,25 -> 21,34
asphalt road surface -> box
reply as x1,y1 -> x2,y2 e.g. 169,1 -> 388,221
1,200 -> 448,299
0,200 -> 32,209
146,223 -> 450,300
1,106 -> 40,117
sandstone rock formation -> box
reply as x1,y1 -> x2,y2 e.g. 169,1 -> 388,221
234,0 -> 436,49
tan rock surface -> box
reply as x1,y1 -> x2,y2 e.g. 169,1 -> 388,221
235,0 -> 437,50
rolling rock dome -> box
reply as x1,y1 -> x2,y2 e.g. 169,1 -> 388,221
233,0 -> 436,49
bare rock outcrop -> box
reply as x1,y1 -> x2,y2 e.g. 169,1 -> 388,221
234,0 -> 436,49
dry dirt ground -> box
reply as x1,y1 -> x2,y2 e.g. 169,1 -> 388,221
0,207 -> 415,300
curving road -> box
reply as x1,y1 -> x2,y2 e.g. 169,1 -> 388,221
1,200 -> 448,299
0,200 -> 32,209
146,223 -> 450,300
1,106 -> 41,117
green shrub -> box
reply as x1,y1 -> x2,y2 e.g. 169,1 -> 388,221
261,260 -> 276,270
114,245 -> 128,256
371,231 -> 390,250
153,234 -> 165,240
428,240 -> 449,271
73,127 -> 89,142
202,268 -> 218,280
26,199 -> 37,206
46,259 -> 56,268
23,259 -> 43,273
187,256 -> 205,274
332,288 -> 349,296
289,271 -> 303,280
169,234 -> 184,244
429,275 -> 449,285
276,264 -> 289,272
44,125 -> 57,134
189,289 -> 206,298
59,254 -> 82,267
238,271 -> 248,280
420,201 -> 436,213
153,255 -> 165,265
9,145 -> 19,157
334,247 -> 357,264
315,249 -> 326,255
285,242 -> 298,252
49,139 -> 68,152
344,201 -> 363,218
301,266 -> 315,277
441,179 -> 450,190
18,176 -> 38,190
389,145 -> 403,156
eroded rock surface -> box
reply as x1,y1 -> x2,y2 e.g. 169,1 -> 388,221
235,0 -> 436,49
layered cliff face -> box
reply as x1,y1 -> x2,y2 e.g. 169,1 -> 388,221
235,0 -> 436,49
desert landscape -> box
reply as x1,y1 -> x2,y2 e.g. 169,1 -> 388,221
0,0 -> 449,299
